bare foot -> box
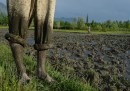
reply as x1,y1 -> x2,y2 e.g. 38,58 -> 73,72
37,71 -> 55,83
20,73 -> 30,85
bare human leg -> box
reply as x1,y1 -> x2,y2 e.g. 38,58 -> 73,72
37,50 -> 54,83
34,0 -> 56,83
6,0 -> 32,84
10,43 -> 30,84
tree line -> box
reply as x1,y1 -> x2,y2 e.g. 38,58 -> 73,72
54,17 -> 130,31
0,13 -> 8,26
0,13 -> 130,31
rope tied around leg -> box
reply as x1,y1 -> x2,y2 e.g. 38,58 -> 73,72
34,44 -> 53,50
5,33 -> 26,47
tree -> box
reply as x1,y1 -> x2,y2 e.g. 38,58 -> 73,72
95,24 -> 102,31
54,21 -> 61,29
77,17 -> 85,30
0,13 -> 8,26
71,18 -> 77,30
86,14 -> 89,25
124,20 -> 130,28
111,22 -> 119,30
64,21 -> 71,29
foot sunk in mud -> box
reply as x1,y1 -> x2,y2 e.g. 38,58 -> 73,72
37,71 -> 55,83
20,73 -> 30,85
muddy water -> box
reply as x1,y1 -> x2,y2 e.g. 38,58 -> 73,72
26,33 -> 130,81
126,59 -> 130,80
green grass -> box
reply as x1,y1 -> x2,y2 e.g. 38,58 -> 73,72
54,29 -> 130,34
91,30 -> 130,34
54,29 -> 87,33
0,26 -> 8,29
0,44 -> 97,91
0,26 -> 130,34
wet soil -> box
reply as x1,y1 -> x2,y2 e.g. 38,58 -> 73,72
0,29 -> 130,91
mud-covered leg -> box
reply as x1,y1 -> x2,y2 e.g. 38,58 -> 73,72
37,50 -> 54,83
6,0 -> 32,84
10,43 -> 30,83
34,0 -> 56,83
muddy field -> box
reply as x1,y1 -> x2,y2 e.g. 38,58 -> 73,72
0,29 -> 130,90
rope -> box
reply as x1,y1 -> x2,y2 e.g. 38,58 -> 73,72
5,33 -> 26,47
34,44 -> 53,50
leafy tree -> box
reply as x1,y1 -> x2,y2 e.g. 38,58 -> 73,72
77,17 -> 85,30
124,20 -> 130,28
95,24 -> 102,31
86,14 -> 89,25
71,18 -> 77,30
111,22 -> 119,30
59,20 -> 65,29
91,20 -> 96,28
54,21 -> 61,29
0,13 -> 8,25
64,21 -> 71,29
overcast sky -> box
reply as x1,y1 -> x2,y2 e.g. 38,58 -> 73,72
1,0 -> 130,22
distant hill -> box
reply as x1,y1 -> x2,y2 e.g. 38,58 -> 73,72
0,2 -> 7,14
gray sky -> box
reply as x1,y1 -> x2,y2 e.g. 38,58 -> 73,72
0,0 -> 6,4
1,0 -> 130,22
56,0 -> 130,22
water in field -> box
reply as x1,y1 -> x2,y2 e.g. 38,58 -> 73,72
27,33 -> 130,81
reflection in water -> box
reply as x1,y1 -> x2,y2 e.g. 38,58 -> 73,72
126,59 -> 130,80
27,38 -> 35,45
127,50 -> 130,55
